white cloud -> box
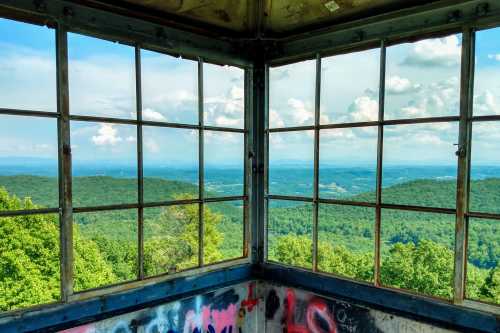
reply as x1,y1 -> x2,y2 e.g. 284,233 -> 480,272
144,137 -> 160,153
269,109 -> 285,128
143,108 -> 167,122
403,35 -> 461,67
126,136 -> 136,142
385,76 -> 421,94
288,98 -> 314,125
91,124 -> 123,146
474,90 -> 500,115
215,116 -> 240,127
487,54 -> 500,61
348,96 -> 378,122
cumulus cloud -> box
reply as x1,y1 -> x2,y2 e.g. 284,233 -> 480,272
385,76 -> 422,94
91,124 -> 123,146
402,35 -> 461,67
143,108 -> 167,122
487,54 -> 500,61
288,98 -> 314,125
474,90 -> 500,115
204,85 -> 244,128
348,96 -> 378,122
269,109 -> 285,128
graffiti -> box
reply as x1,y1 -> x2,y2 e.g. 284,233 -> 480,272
265,289 -> 280,320
59,283 -> 256,333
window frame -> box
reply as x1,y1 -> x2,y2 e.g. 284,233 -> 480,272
264,27 -> 500,315
0,20 -> 251,311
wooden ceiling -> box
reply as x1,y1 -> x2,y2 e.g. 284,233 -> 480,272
77,0 -> 442,37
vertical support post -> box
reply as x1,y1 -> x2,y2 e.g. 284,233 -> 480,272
454,27 -> 475,304
135,46 -> 144,280
198,58 -> 205,267
312,54 -> 321,272
251,59 -> 267,265
375,40 -> 386,287
56,24 -> 73,301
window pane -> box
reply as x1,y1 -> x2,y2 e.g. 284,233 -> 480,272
382,122 -> 458,208
74,209 -> 137,291
318,205 -> 374,282
380,210 -> 455,299
385,34 -> 461,119
204,201 -> 244,265
321,49 -> 380,124
319,127 -> 377,201
141,50 -> 197,124
466,218 -> 500,304
267,200 -> 313,270
269,60 -> 315,128
204,64 -> 244,128
269,131 -> 314,197
0,18 -> 56,112
69,33 -> 136,119
0,115 -> 58,209
473,27 -> 500,116
143,127 -> 198,202
71,121 -> 137,207
0,214 -> 59,312
470,122 -> 500,213
144,205 -> 198,277
204,131 -> 244,197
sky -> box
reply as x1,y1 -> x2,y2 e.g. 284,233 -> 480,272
0,18 -> 500,171
0,18 -> 244,169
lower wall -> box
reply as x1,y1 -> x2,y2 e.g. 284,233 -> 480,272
59,282 -> 463,333
59,282 -> 260,333
260,283 -> 459,333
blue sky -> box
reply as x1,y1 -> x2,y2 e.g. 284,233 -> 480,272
1,18 -> 500,169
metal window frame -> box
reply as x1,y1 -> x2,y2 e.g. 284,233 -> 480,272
264,27 -> 500,315
0,17 -> 251,313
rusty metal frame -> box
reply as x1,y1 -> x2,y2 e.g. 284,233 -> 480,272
0,15 -> 251,317
264,24 -> 500,315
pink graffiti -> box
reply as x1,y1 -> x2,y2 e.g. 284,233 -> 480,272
58,324 -> 95,333
240,282 -> 259,312
285,289 -> 337,333
185,304 -> 237,333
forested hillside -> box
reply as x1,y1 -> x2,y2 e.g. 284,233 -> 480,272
0,175 -> 499,311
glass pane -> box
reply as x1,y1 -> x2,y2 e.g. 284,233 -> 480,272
204,131 -> 244,197
269,60 -> 316,128
473,27 -> 500,116
144,205 -> 198,277
380,210 -> 455,299
318,205 -> 374,282
466,218 -> 500,304
0,115 -> 58,209
143,127 -> 198,202
319,127 -> 377,201
382,122 -> 458,208
0,18 -> 56,112
470,122 -> 500,213
73,209 -> 137,291
204,64 -> 244,128
71,121 -> 137,207
321,49 -> 380,124
267,200 -> 313,269
68,33 -> 136,119
204,201 -> 244,265
269,131 -> 314,197
385,34 -> 461,119
0,214 -> 59,312
141,50 -> 197,124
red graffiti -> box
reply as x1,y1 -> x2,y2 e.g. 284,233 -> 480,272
285,289 -> 337,333
240,283 -> 259,312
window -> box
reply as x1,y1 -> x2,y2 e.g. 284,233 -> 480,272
266,33 -> 495,302
0,18 -> 247,314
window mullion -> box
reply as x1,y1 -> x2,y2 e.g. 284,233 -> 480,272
135,45 -> 145,280
312,54 -> 321,272
56,23 -> 73,301
454,27 -> 475,304
198,58 -> 205,267
375,40 -> 387,287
